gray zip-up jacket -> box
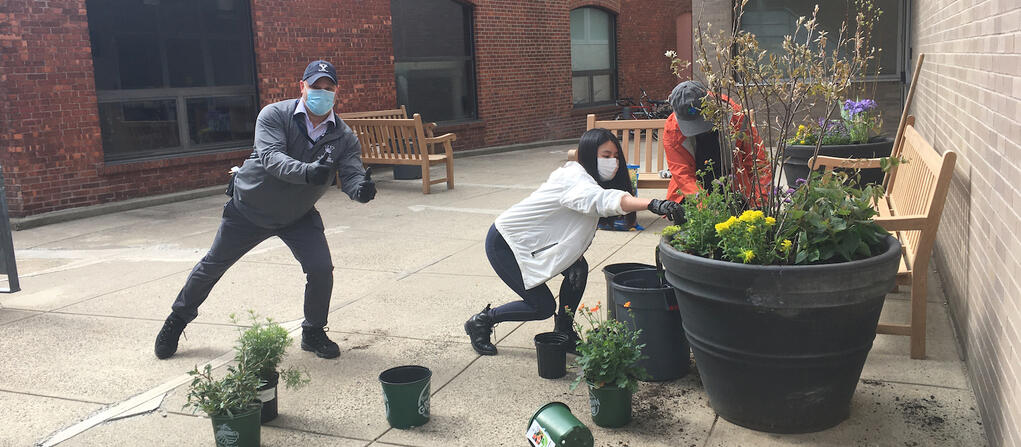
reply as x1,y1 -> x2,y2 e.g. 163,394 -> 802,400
233,99 -> 367,229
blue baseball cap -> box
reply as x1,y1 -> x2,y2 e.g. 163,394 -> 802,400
303,60 -> 337,85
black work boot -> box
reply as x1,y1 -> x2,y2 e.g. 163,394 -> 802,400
464,304 -> 498,356
301,326 -> 340,359
555,313 -> 581,355
154,313 -> 188,359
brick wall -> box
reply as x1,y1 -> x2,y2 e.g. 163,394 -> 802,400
617,0 -> 691,101
909,1 -> 1021,445
1,0 -> 689,217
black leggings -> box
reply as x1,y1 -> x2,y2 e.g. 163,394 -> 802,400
485,224 -> 587,323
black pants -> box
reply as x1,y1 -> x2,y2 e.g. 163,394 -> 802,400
171,199 -> 334,328
485,224 -> 587,323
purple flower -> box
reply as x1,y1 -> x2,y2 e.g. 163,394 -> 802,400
843,99 -> 878,117
795,178 -> 807,186
786,187 -> 796,195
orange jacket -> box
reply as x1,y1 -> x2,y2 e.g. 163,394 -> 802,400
662,95 -> 771,203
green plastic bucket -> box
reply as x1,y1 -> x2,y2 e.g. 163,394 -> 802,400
208,405 -> 261,447
588,384 -> 632,428
379,365 -> 431,429
527,402 -> 593,447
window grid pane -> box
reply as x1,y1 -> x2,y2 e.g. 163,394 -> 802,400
571,7 -> 616,106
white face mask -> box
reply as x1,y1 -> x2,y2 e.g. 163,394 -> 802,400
597,157 -> 619,181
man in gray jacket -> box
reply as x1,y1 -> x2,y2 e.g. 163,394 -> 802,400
154,60 -> 374,360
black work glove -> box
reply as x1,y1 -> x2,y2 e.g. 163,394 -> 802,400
354,167 -> 376,203
648,199 -> 687,225
306,152 -> 334,186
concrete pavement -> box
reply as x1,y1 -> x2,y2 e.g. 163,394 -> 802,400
1,145 -> 987,446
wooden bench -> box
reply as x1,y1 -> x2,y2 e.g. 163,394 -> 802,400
342,113 -> 455,194
338,105 -> 438,137
812,116 -> 956,359
567,114 -> 670,189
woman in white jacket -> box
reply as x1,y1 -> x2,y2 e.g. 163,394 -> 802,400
464,129 -> 684,356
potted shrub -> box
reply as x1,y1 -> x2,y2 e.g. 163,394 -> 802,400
184,360 -> 262,447
783,99 -> 892,188
658,0 -> 902,434
569,303 -> 647,428
232,311 -> 310,423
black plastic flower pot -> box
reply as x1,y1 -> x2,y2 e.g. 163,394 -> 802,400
610,269 -> 689,381
601,263 -> 655,319
257,371 -> 279,424
379,365 -> 431,429
783,137 -> 894,188
209,404 -> 261,447
658,235 -> 901,433
534,332 -> 569,379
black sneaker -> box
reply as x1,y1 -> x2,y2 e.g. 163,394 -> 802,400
464,304 -> 498,356
154,314 -> 187,359
301,327 -> 340,359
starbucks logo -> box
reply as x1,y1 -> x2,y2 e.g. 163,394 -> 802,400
589,395 -> 601,416
418,380 -> 431,417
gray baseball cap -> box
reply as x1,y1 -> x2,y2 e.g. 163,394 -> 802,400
669,81 -> 714,136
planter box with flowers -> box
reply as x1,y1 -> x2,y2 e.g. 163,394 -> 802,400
659,0 -> 901,434
783,98 -> 893,188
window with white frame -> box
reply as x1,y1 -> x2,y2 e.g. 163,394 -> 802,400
571,7 -> 617,106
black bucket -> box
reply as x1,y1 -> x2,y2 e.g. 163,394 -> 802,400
601,263 -> 655,319
257,371 -> 279,423
610,269 -> 689,381
534,332 -> 569,379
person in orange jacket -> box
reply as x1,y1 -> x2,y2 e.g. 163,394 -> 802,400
662,81 -> 771,204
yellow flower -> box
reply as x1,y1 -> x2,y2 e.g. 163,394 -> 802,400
623,301 -> 632,308
781,239 -> 793,252
765,216 -> 776,226
739,210 -> 764,223
715,216 -> 738,233
746,225 -> 756,233
741,250 -> 755,263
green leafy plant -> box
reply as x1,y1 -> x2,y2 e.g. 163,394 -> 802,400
184,356 -> 261,418
659,0 -> 897,265
569,303 -> 647,392
232,311 -> 310,389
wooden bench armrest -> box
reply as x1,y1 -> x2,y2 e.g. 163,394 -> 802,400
567,149 -> 578,161
810,156 -> 884,171
874,214 -> 928,231
424,133 -> 456,144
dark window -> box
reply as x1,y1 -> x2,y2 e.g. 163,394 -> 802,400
571,7 -> 617,107
740,0 -> 903,77
86,0 -> 257,162
391,0 -> 477,123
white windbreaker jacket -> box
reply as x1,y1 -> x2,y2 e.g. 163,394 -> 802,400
495,162 -> 628,289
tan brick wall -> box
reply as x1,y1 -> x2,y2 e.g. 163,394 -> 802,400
910,1 -> 1021,446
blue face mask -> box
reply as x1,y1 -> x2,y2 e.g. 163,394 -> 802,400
304,88 -> 335,116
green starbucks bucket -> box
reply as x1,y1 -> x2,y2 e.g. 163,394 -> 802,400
526,402 -> 593,447
379,365 -> 431,429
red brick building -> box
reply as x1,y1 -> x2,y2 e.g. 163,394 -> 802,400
0,0 -> 690,218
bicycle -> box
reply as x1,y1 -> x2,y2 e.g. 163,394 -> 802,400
614,88 -> 671,139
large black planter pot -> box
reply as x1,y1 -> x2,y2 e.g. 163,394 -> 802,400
658,235 -> 901,433
783,137 -> 894,188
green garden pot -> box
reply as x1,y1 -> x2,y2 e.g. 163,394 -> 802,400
587,383 -> 633,428
527,402 -> 593,447
208,405 -> 261,447
379,365 -> 431,429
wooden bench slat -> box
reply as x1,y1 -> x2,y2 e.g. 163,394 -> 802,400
342,113 -> 455,194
